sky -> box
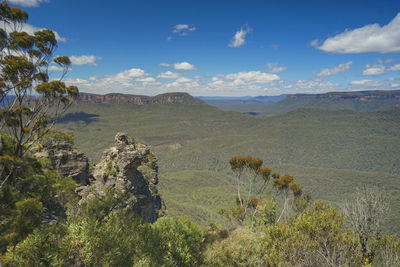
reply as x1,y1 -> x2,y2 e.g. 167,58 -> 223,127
7,0 -> 400,96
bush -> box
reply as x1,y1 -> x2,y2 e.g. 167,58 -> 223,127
154,217 -> 205,266
204,227 -> 265,266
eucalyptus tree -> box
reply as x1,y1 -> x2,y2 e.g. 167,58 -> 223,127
221,156 -> 276,226
272,173 -> 303,222
0,1 -> 78,187
344,186 -> 388,263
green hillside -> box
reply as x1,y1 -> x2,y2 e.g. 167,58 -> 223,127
213,90 -> 400,116
57,103 -> 400,233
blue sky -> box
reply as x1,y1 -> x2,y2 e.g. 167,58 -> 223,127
8,0 -> 400,96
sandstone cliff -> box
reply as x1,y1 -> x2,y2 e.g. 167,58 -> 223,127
34,135 -> 90,185
77,133 -> 164,223
77,92 -> 205,105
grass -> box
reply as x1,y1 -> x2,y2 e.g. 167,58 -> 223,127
56,102 -> 400,233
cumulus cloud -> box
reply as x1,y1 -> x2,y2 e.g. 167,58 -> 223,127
208,71 -> 280,93
363,64 -> 386,76
65,68 -> 161,94
295,79 -> 341,92
65,66 -> 400,96
229,25 -> 251,48
157,71 -> 181,79
266,62 -> 287,73
159,63 -> 171,67
176,77 -> 192,83
173,62 -> 197,71
389,64 -> 400,71
362,60 -> 400,76
168,24 -> 196,40
317,61 -> 352,77
48,65 -> 68,72
350,79 -> 376,86
70,55 -> 101,66
8,0 -> 49,7
225,71 -> 280,84
314,13 -> 400,53
172,24 -> 196,35
136,77 -> 156,83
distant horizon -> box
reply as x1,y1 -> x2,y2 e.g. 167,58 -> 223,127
77,88 -> 400,98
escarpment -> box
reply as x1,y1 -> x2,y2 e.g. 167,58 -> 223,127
77,92 -> 206,105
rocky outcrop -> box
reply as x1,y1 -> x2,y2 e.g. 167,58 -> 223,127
34,138 -> 89,185
77,133 -> 164,223
78,92 -> 206,105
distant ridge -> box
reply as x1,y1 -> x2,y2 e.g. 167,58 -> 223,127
77,92 -> 206,105
285,90 -> 400,101
206,89 -> 400,115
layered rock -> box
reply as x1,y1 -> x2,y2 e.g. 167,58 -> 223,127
34,137 -> 89,185
78,92 -> 205,105
77,133 -> 164,223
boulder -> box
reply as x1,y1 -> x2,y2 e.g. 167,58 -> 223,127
77,133 -> 164,223
34,138 -> 89,185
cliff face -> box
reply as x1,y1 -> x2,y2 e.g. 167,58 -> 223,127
78,92 -> 205,105
34,139 -> 90,185
77,133 -> 164,223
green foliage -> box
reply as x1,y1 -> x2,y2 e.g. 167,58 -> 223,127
262,201 -> 362,266
204,227 -> 265,266
56,103 -> 400,233
61,211 -> 156,267
0,1 -> 78,158
0,133 -> 78,254
78,186 -> 136,222
1,224 -> 65,267
154,217 -> 205,266
6,198 -> 42,246
38,129 -> 75,147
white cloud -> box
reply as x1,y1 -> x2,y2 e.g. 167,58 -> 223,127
207,71 -> 280,94
317,61 -> 352,77
176,77 -> 192,83
48,65 -> 64,72
159,63 -> 171,67
136,77 -> 156,83
173,62 -> 197,71
389,64 -> 400,71
266,62 -> 287,73
65,68 -> 159,94
70,55 -> 101,66
363,64 -> 386,76
349,79 -> 400,91
295,79 -> 341,92
225,71 -> 280,84
315,13 -> 400,53
350,79 -> 375,86
157,71 -> 181,79
65,66 -> 400,97
8,0 -> 49,7
229,25 -> 251,48
172,24 -> 196,35
362,60 -> 400,76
